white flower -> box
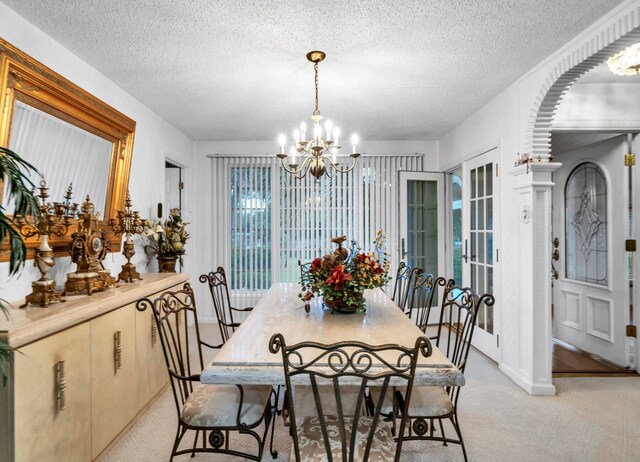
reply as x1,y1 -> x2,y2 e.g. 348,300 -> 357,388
155,225 -> 164,233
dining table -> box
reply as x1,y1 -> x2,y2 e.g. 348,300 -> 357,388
200,283 -> 464,387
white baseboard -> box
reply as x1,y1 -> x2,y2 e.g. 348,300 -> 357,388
499,363 -> 556,396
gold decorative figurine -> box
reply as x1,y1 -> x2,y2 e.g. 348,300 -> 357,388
109,191 -> 144,283
64,195 -> 116,295
15,180 -> 78,308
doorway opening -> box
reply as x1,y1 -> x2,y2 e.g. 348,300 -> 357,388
550,68 -> 640,375
165,160 -> 183,213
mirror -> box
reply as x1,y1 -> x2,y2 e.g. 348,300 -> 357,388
3,101 -> 113,216
0,39 -> 136,260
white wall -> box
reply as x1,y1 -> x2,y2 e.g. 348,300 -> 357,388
439,0 -> 640,394
0,2 -> 196,303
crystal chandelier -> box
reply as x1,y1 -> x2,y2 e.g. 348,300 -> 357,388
607,42 -> 640,76
276,51 -> 361,179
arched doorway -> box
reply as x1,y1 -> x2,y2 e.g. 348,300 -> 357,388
524,17 -> 640,386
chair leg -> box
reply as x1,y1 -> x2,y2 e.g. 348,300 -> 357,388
450,414 -> 468,462
190,430 -> 199,457
438,418 -> 448,446
170,424 -> 187,462
269,400 -> 278,458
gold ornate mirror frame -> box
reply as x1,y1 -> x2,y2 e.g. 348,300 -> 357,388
0,39 -> 135,261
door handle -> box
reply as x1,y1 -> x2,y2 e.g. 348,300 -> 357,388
401,238 -> 407,259
551,238 -> 559,280
55,361 -> 67,412
114,331 -> 122,372
462,239 -> 469,263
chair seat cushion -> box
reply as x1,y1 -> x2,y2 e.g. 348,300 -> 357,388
407,386 -> 453,417
294,415 -> 395,462
373,385 -> 454,417
181,384 -> 271,428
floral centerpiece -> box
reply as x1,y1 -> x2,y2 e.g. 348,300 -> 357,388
300,231 -> 391,313
143,208 -> 189,272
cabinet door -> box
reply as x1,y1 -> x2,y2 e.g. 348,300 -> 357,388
135,302 -> 169,407
13,323 -> 92,462
90,304 -> 137,459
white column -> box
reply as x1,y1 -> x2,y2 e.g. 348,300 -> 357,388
503,162 -> 561,395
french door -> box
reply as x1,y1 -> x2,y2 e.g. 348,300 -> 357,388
398,171 -> 445,291
462,149 -> 500,360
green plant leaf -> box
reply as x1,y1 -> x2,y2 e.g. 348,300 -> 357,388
0,147 -> 42,276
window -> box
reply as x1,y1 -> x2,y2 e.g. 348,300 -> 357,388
230,166 -> 272,291
211,155 -> 423,299
450,168 -> 462,285
565,162 -> 607,285
279,168 -> 356,283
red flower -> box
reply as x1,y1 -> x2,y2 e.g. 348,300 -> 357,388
327,264 -> 352,290
310,258 -> 322,271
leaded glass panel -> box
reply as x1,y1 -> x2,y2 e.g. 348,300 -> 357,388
565,162 -> 607,285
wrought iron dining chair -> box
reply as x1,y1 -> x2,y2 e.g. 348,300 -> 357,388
298,259 -> 312,278
406,273 -> 447,336
396,281 -> 495,461
199,266 -> 253,348
391,262 -> 422,312
137,283 -> 277,461
269,333 -> 432,462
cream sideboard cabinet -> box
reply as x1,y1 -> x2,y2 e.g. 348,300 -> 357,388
0,273 -> 189,462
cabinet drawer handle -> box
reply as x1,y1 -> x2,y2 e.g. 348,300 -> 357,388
55,361 -> 67,412
151,318 -> 158,346
114,331 -> 122,372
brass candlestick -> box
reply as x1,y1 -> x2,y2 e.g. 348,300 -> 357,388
15,180 -> 78,308
109,191 -> 144,283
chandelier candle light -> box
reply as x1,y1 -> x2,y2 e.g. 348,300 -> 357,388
15,180 -> 78,308
277,51 -> 361,179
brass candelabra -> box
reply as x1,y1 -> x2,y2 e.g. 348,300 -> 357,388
109,191 -> 144,283
15,180 -> 78,308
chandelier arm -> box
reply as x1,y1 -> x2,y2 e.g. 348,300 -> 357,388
324,155 -> 359,174
278,155 -> 312,179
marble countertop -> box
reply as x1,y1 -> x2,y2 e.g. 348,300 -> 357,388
201,283 -> 465,387
0,273 -> 189,348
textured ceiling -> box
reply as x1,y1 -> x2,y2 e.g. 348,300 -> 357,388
3,0 -> 625,141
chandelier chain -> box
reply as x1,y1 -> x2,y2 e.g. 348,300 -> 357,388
314,62 -> 319,114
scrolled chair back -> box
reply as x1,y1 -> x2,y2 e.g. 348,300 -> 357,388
199,267 -> 236,343
435,280 -> 495,405
270,333 -> 432,462
136,282 -> 203,411
407,272 -> 447,333
391,262 -> 422,312
298,259 -> 312,279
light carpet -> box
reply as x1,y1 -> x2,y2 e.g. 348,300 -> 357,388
102,333 -> 640,461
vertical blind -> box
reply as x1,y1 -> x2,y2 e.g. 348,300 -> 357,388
210,154 -> 423,300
